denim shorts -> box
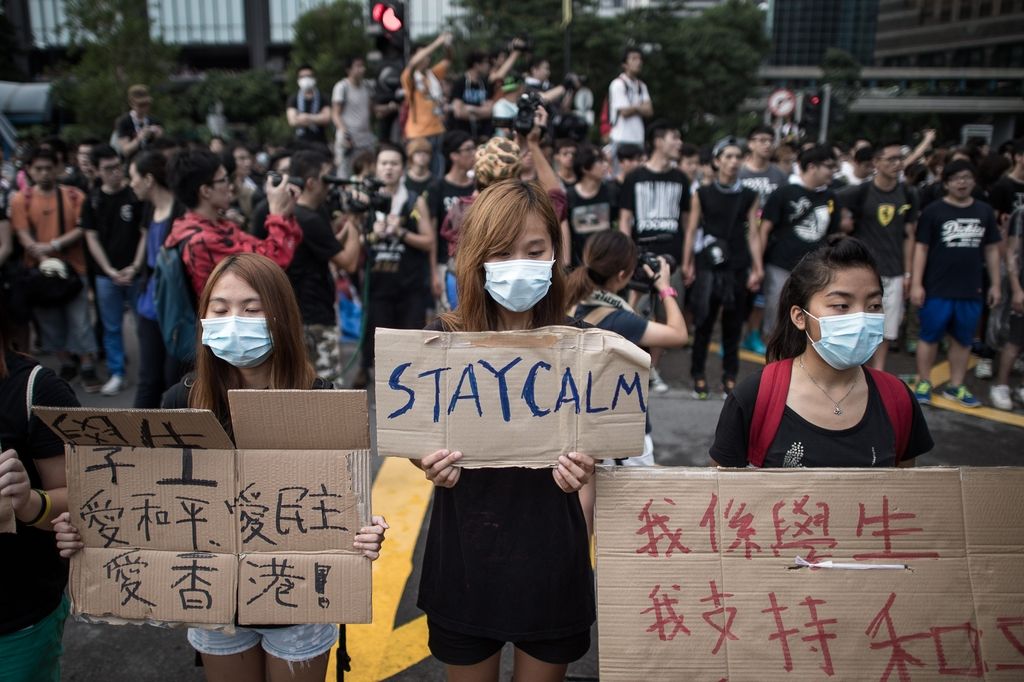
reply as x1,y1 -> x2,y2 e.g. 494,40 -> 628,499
187,624 -> 338,662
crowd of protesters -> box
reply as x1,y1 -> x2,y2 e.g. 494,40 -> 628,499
1,33 -> 1023,682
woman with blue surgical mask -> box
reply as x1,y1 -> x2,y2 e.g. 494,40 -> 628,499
710,237 -> 934,469
414,179 -> 597,681
54,253 -> 388,682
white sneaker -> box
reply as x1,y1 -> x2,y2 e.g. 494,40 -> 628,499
975,358 -> 993,380
1014,385 -> 1024,405
100,374 -> 123,396
990,384 -> 1013,411
649,367 -> 670,394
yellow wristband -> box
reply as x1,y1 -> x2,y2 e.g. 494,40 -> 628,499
30,489 -> 53,528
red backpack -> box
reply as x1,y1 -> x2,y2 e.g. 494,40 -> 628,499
748,358 -> 913,467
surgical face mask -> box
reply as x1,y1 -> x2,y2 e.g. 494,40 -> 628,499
803,310 -> 885,370
201,316 -> 274,368
483,259 -> 554,313
298,76 -> 316,92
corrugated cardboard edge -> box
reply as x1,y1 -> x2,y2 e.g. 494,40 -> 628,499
33,406 -> 234,449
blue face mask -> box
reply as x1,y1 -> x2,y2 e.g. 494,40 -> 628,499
483,259 -> 554,313
201,316 -> 274,368
804,310 -> 885,370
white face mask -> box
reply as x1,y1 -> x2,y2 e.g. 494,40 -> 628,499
483,259 -> 554,313
298,76 -> 316,92
201,316 -> 274,368
804,310 -> 885,370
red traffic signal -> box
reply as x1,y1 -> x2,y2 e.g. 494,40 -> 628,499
809,95 -> 821,106
372,2 -> 403,33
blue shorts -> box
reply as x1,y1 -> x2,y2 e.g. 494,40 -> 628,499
918,297 -> 982,346
187,623 -> 338,662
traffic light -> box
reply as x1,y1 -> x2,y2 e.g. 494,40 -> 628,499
803,89 -> 824,135
370,2 -> 404,36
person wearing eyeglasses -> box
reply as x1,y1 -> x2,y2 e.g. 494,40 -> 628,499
759,145 -> 842,341
162,150 -> 302,300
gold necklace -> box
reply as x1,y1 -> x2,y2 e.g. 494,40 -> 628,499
799,357 -> 857,415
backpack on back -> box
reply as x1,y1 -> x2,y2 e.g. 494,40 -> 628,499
748,357 -> 913,467
154,234 -> 198,363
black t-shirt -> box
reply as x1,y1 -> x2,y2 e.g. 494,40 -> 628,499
0,353 -> 79,635
115,112 -> 162,143
447,75 -> 493,138
619,165 -> 691,260
710,366 -> 932,468
762,183 -> 840,271
404,174 -> 433,200
80,186 -> 144,270
988,175 -> 1024,218
286,90 -> 330,145
916,198 -> 1001,300
839,181 -> 919,277
417,318 -> 595,639
427,177 -> 475,263
566,183 -> 616,266
366,197 -> 430,298
288,205 -> 342,326
695,184 -> 758,271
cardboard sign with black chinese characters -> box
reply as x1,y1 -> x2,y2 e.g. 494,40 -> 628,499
595,467 -> 1024,681
374,326 -> 650,467
36,391 -> 372,627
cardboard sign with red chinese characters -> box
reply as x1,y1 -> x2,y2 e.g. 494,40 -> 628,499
35,390 -> 372,627
374,327 -> 650,467
595,467 -> 1024,681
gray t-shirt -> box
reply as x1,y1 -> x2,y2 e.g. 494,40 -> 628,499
839,181 -> 919,277
331,78 -> 375,149
739,164 -> 787,208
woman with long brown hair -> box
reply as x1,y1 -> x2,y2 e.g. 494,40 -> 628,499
416,179 -> 597,682
55,253 -> 388,682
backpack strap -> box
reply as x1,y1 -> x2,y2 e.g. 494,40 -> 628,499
748,358 -> 794,467
865,367 -> 912,464
583,306 -> 616,327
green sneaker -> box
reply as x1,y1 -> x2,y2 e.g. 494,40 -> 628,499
941,384 -> 981,408
914,380 -> 932,405
692,378 -> 710,400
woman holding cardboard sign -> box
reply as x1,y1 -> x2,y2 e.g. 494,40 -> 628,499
0,294 -> 80,682
415,180 -> 597,682
54,253 -> 388,682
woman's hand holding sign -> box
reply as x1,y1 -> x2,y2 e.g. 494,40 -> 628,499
553,452 -> 595,493
421,449 -> 463,488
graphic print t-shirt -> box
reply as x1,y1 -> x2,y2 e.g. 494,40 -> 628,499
762,183 -> 839,271
619,166 -> 690,261
916,199 -> 1001,300
739,164 -> 788,208
839,182 -> 919,277
988,175 -> 1024,218
567,183 -> 615,266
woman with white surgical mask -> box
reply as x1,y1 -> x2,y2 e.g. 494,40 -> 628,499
54,253 -> 388,682
415,179 -> 597,681
709,236 -> 934,469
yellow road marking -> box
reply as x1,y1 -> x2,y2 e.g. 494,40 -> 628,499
708,342 -> 765,366
327,457 -> 434,680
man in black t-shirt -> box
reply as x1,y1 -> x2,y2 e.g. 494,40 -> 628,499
988,139 -> 1024,231
288,151 -> 360,385
81,145 -> 143,396
839,141 -> 919,370
566,145 -> 615,266
286,65 -> 332,147
911,160 -> 1002,408
760,145 -> 840,336
619,120 -> 690,392
114,85 -> 164,160
447,51 -> 493,140
427,131 -> 476,310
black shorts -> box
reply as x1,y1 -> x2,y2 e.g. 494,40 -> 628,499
426,618 -> 591,666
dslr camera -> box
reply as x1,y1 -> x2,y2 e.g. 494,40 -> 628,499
628,251 -> 677,293
514,91 -> 544,137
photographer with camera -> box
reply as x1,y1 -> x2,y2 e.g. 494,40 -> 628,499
114,85 -> 164,160
683,138 -> 764,400
357,144 -> 436,387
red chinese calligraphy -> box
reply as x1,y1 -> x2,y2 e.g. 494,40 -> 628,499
762,592 -> 838,675
854,495 -> 940,561
699,580 -> 737,655
700,493 -> 762,559
642,584 -> 691,641
636,498 -> 690,558
994,617 -> 1024,671
771,495 -> 837,562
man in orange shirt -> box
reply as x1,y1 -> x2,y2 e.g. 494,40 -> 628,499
400,31 -> 453,177
10,147 -> 102,390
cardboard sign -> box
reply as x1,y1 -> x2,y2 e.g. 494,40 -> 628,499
0,495 -> 13,534
374,327 -> 650,467
38,391 -> 372,627
595,467 -> 1024,681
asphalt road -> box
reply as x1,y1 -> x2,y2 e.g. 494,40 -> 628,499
50,321 -> 1023,681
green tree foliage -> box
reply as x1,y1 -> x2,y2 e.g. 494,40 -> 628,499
53,0 -> 177,137
820,47 -> 863,142
289,0 -> 371,89
191,70 -> 283,124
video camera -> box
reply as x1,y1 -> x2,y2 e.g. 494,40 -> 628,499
322,175 -> 390,216
266,171 -> 306,191
628,251 -> 677,293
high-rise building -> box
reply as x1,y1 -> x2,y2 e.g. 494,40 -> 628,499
766,0 -> 880,66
